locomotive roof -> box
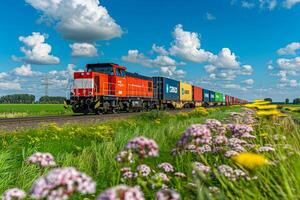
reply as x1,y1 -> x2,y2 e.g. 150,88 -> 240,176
125,71 -> 152,81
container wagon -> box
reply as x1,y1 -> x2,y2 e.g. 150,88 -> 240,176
209,91 -> 216,106
193,86 -> 203,107
153,77 -> 180,109
179,82 -> 194,108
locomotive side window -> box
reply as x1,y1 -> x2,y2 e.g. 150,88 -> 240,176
148,81 -> 153,92
87,66 -> 114,75
116,68 -> 125,77
94,76 -> 100,92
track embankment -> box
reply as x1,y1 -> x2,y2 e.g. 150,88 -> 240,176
0,109 -> 193,131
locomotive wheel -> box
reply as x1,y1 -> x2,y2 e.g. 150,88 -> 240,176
95,109 -> 102,115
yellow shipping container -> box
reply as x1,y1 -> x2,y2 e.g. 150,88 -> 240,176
180,82 -> 193,101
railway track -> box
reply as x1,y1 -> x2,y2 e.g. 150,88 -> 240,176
0,109 -> 193,131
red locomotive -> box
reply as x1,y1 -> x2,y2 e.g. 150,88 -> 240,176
70,63 -> 156,114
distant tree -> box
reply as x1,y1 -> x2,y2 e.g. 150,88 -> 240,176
285,98 -> 290,104
39,96 -> 66,104
293,98 -> 300,104
264,98 -> 272,103
0,94 -> 35,104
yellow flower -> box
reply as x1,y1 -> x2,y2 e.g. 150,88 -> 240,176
232,152 -> 269,170
256,109 -> 283,117
260,132 -> 268,137
256,105 -> 278,110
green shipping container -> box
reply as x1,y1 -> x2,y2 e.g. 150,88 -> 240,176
215,92 -> 223,102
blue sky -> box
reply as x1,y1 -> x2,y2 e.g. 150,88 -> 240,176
0,0 -> 300,101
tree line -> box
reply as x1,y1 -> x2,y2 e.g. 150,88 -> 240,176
0,94 -> 66,104
264,98 -> 300,104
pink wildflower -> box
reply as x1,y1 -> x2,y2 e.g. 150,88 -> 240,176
97,185 -> 144,200
158,163 -> 174,173
224,150 -> 239,158
192,162 -> 211,175
2,188 -> 26,200
174,172 -> 186,178
153,173 -> 170,182
136,164 -> 151,177
156,189 -> 181,200
30,167 -> 96,199
27,152 -> 56,168
257,146 -> 275,153
227,124 -> 254,138
116,151 -> 134,163
125,137 -> 159,159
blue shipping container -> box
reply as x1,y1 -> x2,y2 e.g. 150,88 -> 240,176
209,91 -> 215,102
203,89 -> 210,102
153,77 -> 180,101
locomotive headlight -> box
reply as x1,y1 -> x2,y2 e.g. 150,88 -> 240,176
81,72 -> 84,76
89,92 -> 93,96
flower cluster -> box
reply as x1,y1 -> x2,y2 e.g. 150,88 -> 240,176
30,167 -> 96,199
224,150 -> 239,158
125,136 -> 159,159
156,189 -> 181,200
218,165 -> 247,181
206,119 -> 226,135
97,185 -> 144,200
227,124 -> 255,139
256,146 -> 275,153
27,152 -> 56,168
116,151 -> 134,163
2,188 -> 26,200
136,164 -> 151,177
152,173 -> 170,182
174,172 -> 186,178
158,162 -> 174,173
175,124 -> 211,154
192,162 -> 211,175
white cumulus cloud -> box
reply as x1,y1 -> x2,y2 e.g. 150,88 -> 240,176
0,82 -> 22,90
25,0 -> 122,42
277,57 -> 300,71
152,44 -> 169,55
70,43 -> 98,57
277,42 -> 300,55
259,0 -> 277,10
0,72 -> 8,79
169,24 -> 214,63
242,78 -> 255,85
283,0 -> 300,8
241,1 -> 255,9
160,66 -> 186,78
14,64 -> 42,77
14,32 -> 60,65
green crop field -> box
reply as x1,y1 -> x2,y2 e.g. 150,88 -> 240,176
0,104 -> 300,199
0,104 -> 72,118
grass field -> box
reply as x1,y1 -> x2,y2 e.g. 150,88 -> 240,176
0,105 -> 300,199
0,104 -> 72,118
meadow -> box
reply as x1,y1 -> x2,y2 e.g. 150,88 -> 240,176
0,104 -> 300,199
0,104 -> 72,118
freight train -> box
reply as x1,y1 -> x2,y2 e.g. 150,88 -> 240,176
65,63 -> 247,114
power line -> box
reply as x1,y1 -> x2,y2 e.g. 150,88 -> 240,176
41,74 -> 53,96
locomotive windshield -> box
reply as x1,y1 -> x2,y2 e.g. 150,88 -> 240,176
87,64 -> 114,75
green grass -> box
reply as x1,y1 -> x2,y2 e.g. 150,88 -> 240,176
0,106 -> 300,199
0,104 -> 72,118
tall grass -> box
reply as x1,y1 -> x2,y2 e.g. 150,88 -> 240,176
0,106 -> 300,199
